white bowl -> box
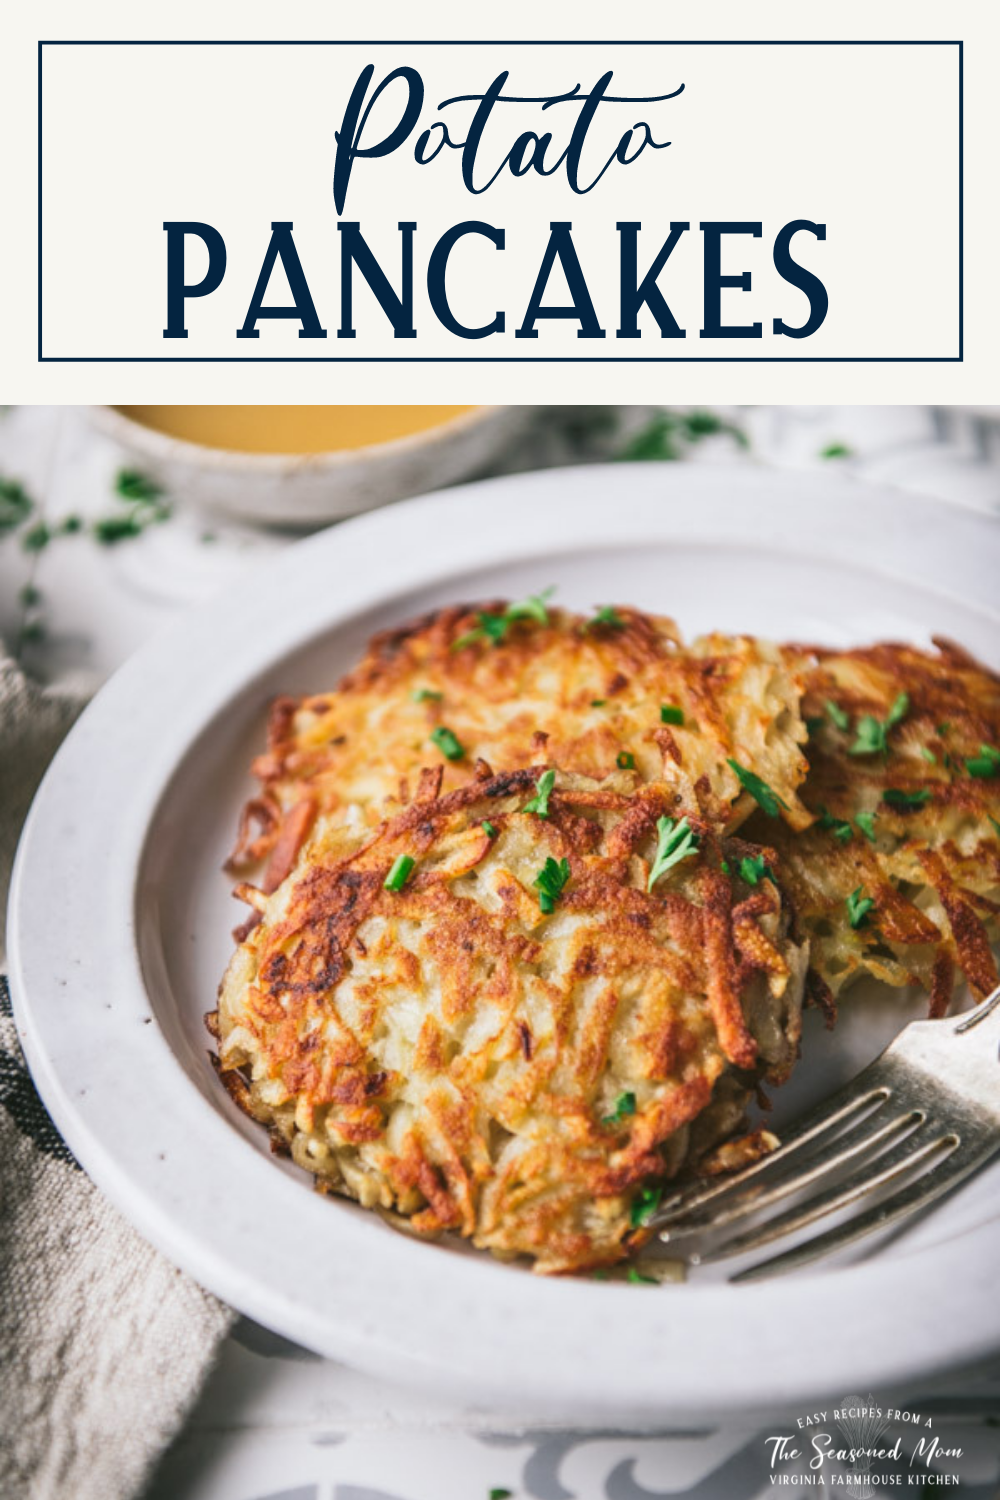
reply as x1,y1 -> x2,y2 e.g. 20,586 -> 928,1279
89,404 -> 538,527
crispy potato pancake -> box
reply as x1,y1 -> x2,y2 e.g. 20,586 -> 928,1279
228,602 -> 811,898
754,639 -> 1000,1016
214,766 -> 805,1273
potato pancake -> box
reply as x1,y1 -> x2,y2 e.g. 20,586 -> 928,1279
213,766 -> 806,1273
754,639 -> 1000,1017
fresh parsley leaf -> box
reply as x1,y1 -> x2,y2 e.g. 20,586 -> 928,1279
533,856 -> 570,914
489,1490 -> 514,1500
720,859 -> 730,874
660,704 -> 684,726
647,816 -> 700,891
990,815 -> 1000,837
411,688 -> 443,703
590,699 -> 606,707
588,605 -> 624,630
430,726 -> 465,762
966,745 -> 1000,779
918,746 -> 937,764
937,722 -> 950,736
92,514 -> 144,545
482,820 -> 497,838
630,1186 -> 663,1228
820,441 -> 853,460
626,1267 -> 658,1285
384,854 -> 415,892
603,1090 -> 636,1126
739,853 -> 775,885
883,788 -> 932,809
726,759 -> 788,819
855,811 -> 878,843
818,807 -> 853,844
0,477 -> 32,534
57,514 -> 82,534
849,693 -> 909,757
617,751 -> 635,770
825,699 -> 850,731
115,468 -> 163,503
18,583 -> 41,608
846,886 -> 876,930
523,769 -> 556,818
453,589 -> 555,649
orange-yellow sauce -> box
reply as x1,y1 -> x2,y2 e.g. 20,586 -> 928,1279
114,406 -> 477,455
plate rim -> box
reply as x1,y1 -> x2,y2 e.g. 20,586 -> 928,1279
9,462 -> 1000,1418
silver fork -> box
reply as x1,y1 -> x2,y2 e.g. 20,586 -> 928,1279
653,983 -> 1000,1283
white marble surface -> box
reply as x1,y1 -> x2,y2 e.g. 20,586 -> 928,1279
1,405 -> 998,1500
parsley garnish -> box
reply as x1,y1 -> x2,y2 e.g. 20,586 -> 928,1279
855,811 -> 878,843
660,704 -> 684,726
919,746 -> 937,765
825,700 -> 850,731
720,859 -> 730,874
966,745 -> 1000,779
739,853 -> 775,885
603,1091 -> 636,1126
883,788 -> 931,809
453,588 -> 554,649
587,605 -> 624,630
411,688 -> 443,703
937,722 -> 950,736
849,693 -> 909,757
818,807 -> 853,844
805,716 -> 825,737
846,887 -> 876,929
21,521 -> 51,553
0,478 -> 33,534
18,583 -> 41,608
482,820 -> 497,838
430,726 -> 465,761
617,751 -> 635,770
626,1267 -> 658,1285
647,816 -> 700,891
115,468 -> 163,503
631,1186 -> 664,1227
523,769 -> 556,818
591,699 -> 606,707
990,816 -> 1000,837
726,759 -> 788,819
490,1490 -> 513,1500
819,441 -> 853,460
93,514 -> 144,545
384,854 -> 415,892
533,856 -> 570,914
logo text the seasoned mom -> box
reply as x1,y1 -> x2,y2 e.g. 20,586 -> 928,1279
765,1402 -> 964,1489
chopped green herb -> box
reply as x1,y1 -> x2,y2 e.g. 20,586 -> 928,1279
200,531 -> 217,544
617,751 -> 635,770
430,726 -> 465,761
603,1090 -> 637,1126
384,854 -> 415,892
825,700 -> 850,731
647,816 -> 700,891
805,715 -> 825,737
489,1490 -> 513,1500
411,688 -> 443,703
660,704 -> 684,726
19,619 -> 45,645
818,807 -> 853,844
626,1267 -> 658,1285
590,699 -> 606,707
21,521 -> 51,553
618,409 -> 748,462
93,514 -> 143,545
739,853 -> 775,885
883,788 -> 932,809
726,759 -> 788,819
966,744 -> 1000,779
57,514 -> 82,534
453,589 -> 554,649
523,769 -> 556,818
533,856 -> 570,914
936,722 -> 950,736
588,605 -> 624,630
918,746 -> 937,765
18,583 -> 41,608
990,816 -> 1000,837
0,477 -> 32,534
720,859 -> 730,874
591,1269 -> 610,1281
482,820 -> 497,838
849,694 -> 909,757
820,441 -> 853,460
630,1186 -> 663,1227
846,886 -> 876,930
114,468 -> 163,503
855,811 -> 878,843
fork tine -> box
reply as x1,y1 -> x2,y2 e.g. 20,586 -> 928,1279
693,1127 -> 959,1265
658,1107 -> 924,1243
654,1075 -> 891,1224
731,1143 -> 996,1283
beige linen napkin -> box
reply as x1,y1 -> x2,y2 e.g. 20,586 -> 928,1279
0,647 -> 234,1500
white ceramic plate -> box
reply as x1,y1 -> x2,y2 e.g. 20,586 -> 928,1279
9,465 -> 1000,1423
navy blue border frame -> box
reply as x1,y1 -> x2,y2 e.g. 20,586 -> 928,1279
37,40 -> 964,363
